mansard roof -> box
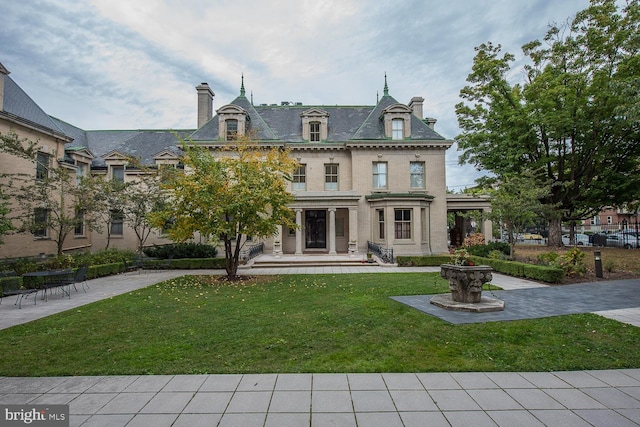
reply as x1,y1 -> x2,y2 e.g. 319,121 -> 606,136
85,129 -> 192,167
190,91 -> 447,144
1,73 -> 71,141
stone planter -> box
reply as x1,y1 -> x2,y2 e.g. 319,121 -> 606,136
439,264 -> 493,303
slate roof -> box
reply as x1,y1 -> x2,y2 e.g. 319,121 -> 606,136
1,73 -> 70,141
190,92 -> 447,143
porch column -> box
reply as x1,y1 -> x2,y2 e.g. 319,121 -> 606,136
349,207 -> 358,256
328,207 -> 337,254
295,209 -> 303,255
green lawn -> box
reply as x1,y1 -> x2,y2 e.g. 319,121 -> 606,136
1,273 -> 638,376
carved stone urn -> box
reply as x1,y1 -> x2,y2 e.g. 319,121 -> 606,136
439,264 -> 493,303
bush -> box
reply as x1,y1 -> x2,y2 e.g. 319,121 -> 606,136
466,241 -> 511,258
75,249 -> 137,266
462,233 -> 485,247
143,243 -> 218,259
471,256 -> 565,283
396,255 -> 450,266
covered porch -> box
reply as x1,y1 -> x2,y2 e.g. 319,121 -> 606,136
446,194 -> 493,247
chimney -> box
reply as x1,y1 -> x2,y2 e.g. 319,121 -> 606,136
424,117 -> 437,130
408,96 -> 424,119
0,63 -> 9,112
196,83 -> 214,129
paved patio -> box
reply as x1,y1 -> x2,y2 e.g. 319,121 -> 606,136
1,266 -> 639,426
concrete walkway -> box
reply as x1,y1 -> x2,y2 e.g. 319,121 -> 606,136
1,266 -> 639,426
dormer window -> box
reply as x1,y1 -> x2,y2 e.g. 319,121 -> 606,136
226,119 -> 238,141
301,108 -> 329,142
217,105 -> 249,141
381,103 -> 412,139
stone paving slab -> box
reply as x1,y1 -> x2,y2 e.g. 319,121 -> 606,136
392,279 -> 640,324
0,371 -> 638,427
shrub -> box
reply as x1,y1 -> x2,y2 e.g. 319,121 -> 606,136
604,260 -> 615,273
143,243 -> 218,259
462,233 -> 485,247
537,251 -> 560,266
487,250 -> 504,260
396,255 -> 450,266
466,241 -> 511,257
74,249 -> 137,266
560,247 -> 587,277
471,256 -> 564,283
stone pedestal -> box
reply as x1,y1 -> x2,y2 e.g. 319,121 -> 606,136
439,264 -> 493,303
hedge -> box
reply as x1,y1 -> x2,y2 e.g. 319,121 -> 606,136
396,255 -> 451,266
470,256 -> 564,284
396,255 -> 564,283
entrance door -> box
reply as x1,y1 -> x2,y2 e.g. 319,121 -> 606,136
305,210 -> 326,249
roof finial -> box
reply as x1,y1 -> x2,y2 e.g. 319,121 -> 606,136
240,73 -> 246,97
383,72 -> 389,96
251,90 -> 254,105
376,91 -> 379,104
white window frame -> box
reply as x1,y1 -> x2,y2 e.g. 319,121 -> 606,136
293,164 -> 306,190
394,209 -> 412,239
392,119 -> 404,140
372,162 -> 388,190
324,163 -> 338,190
410,161 -> 425,189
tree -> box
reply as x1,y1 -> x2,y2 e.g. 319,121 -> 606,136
487,173 -> 552,257
121,160 -> 169,254
455,0 -> 640,247
0,130 -> 39,245
11,157 -> 82,256
150,135 -> 298,279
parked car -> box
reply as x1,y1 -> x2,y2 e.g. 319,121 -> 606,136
562,233 -> 590,246
605,232 -> 640,249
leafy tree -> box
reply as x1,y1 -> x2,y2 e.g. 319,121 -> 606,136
487,173 -> 552,257
455,0 -> 640,247
150,135 -> 298,279
11,156 -> 95,256
0,130 -> 39,244
79,174 -> 127,249
121,160 -> 169,254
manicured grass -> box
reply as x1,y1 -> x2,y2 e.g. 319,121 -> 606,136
0,273 -> 638,376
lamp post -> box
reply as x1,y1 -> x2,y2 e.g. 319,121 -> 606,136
594,250 -> 603,278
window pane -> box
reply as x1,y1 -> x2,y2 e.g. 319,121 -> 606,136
392,119 -> 403,140
36,152 -> 49,180
373,162 -> 387,189
378,209 -> 385,239
410,162 -> 424,188
293,164 -> 306,190
310,121 -> 320,142
325,164 -> 338,190
33,208 -> 48,237
110,211 -> 124,235
112,166 -> 124,182
226,119 -> 238,141
394,209 -> 411,239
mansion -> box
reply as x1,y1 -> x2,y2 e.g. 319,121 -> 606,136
0,62 -> 491,260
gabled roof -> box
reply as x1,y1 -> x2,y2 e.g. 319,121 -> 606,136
1,73 -> 71,141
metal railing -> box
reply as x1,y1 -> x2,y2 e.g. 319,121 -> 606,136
240,242 -> 264,262
367,241 -> 394,264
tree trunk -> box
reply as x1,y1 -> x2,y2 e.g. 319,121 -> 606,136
548,217 -> 563,247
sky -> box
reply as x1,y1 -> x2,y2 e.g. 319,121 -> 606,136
1,0 -> 593,190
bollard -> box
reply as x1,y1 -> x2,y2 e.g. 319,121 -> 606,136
594,250 -> 603,278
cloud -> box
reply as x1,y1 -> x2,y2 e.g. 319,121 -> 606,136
1,0 -> 593,188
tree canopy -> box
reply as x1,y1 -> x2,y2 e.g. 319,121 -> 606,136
150,136 -> 298,279
455,0 -> 640,246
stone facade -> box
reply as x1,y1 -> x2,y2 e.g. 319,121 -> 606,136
1,62 -> 474,259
